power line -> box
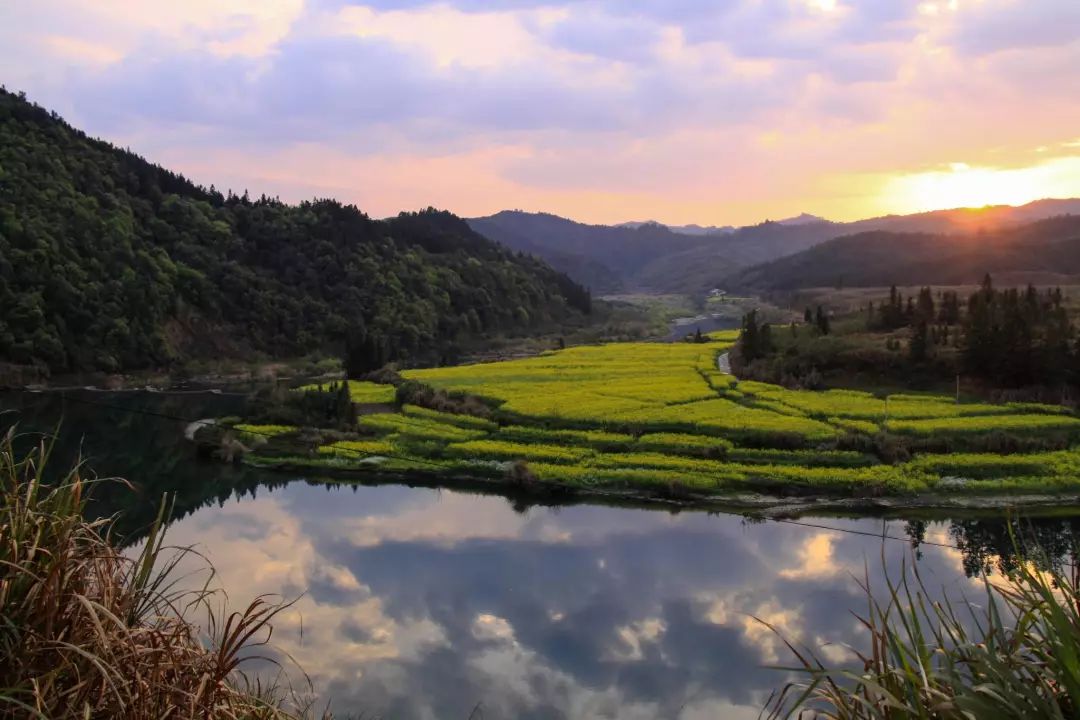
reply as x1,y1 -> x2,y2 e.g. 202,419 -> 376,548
770,517 -> 960,551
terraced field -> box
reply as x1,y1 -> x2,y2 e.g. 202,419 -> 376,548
228,334 -> 1080,505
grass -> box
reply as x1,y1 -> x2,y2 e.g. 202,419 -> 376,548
0,429 -> 318,719
765,548 -> 1080,719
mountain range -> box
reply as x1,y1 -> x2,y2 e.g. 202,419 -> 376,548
730,214 -> 1080,293
468,200 -> 1080,295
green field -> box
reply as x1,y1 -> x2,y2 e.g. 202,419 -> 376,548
226,336 -> 1080,504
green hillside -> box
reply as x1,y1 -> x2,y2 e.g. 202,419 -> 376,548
0,90 -> 591,376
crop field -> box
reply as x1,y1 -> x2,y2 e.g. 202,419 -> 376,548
889,414 -> 1080,437
295,380 -> 396,404
404,341 -> 732,422
234,337 -> 1080,503
357,413 -> 486,442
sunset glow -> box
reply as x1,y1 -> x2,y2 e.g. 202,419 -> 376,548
886,157 -> 1080,217
2,0 -> 1078,225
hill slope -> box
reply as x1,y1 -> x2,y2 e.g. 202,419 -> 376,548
0,90 -> 590,375
467,212 -> 704,293
467,211 -> 840,293
471,201 -> 1080,295
730,215 -> 1080,291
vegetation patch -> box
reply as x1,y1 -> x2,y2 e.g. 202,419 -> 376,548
445,439 -> 590,464
230,337 -> 1080,505
888,414 -> 1080,437
358,413 -> 487,442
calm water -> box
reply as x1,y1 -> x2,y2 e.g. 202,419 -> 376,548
4,389 -> 1079,719
666,315 -> 740,341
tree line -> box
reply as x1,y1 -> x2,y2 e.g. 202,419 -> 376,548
0,89 -> 591,376
866,277 -> 1079,387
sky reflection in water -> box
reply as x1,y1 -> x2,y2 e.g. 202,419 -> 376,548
165,482 -> 976,720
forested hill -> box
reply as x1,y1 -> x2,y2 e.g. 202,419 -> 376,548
0,89 -> 591,376
467,210 -> 847,294
729,215 -> 1080,291
471,201 -> 1080,295
467,211 -> 703,293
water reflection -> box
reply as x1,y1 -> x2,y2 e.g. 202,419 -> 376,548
168,485 -> 978,718
3,390 -> 1080,718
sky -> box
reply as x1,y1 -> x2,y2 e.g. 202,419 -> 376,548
3,0 -> 1080,226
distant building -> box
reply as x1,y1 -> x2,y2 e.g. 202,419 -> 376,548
708,288 -> 726,298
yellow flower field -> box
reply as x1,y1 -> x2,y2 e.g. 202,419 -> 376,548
242,336 -> 1080,501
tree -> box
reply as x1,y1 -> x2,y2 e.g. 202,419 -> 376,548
335,380 -> 357,428
740,310 -> 772,363
0,89 -> 593,376
909,319 -> 929,363
815,305 -> 830,335
915,287 -> 935,323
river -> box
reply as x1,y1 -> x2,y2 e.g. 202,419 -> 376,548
666,314 -> 740,341
3,389 -> 1077,719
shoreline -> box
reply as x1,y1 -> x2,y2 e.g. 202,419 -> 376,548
243,456 -> 1080,519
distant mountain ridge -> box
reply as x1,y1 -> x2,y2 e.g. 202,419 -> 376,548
729,214 -> 1080,292
617,221 -> 736,236
468,200 -> 1080,295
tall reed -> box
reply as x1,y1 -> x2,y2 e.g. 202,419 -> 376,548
763,545 -> 1080,719
0,428 -> 324,718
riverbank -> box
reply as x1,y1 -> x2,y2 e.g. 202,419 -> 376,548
2,356 -> 342,392
200,332 -> 1080,513
237,454 -> 1080,517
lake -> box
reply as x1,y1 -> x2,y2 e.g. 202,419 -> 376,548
3,389 -> 1076,719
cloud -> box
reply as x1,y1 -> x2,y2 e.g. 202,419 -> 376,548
147,470 -> 1008,720
3,0 -> 1078,225
946,0 -> 1080,56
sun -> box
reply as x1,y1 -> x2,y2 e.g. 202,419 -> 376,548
883,157 -> 1080,214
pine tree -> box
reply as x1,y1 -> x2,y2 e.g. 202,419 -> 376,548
740,310 -> 761,362
916,287 -> 935,323
815,305 -> 830,335
335,380 -> 357,428
909,319 -> 929,363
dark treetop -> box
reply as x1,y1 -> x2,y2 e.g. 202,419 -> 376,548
0,89 -> 590,375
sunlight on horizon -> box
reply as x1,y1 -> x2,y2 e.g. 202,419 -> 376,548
878,155 -> 1080,218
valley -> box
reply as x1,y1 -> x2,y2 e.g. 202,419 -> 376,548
5,83 -> 1080,720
